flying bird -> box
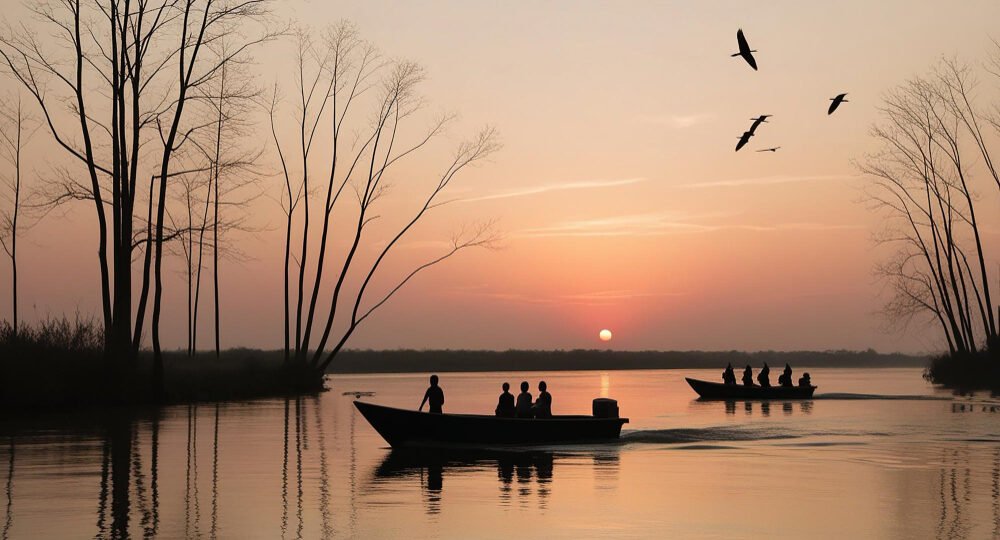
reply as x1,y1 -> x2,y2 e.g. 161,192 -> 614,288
748,114 -> 772,135
731,29 -> 758,71
735,131 -> 753,152
756,147 -> 781,152
828,93 -> 849,115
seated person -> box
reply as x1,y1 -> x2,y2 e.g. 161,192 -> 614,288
757,363 -> 771,388
495,382 -> 515,417
515,381 -> 533,418
419,374 -> 444,414
722,363 -> 737,385
742,365 -> 754,386
778,364 -> 794,388
798,372 -> 812,387
532,381 -> 552,419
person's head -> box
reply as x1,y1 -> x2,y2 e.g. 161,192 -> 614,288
429,374 -> 439,386
502,382 -> 510,392
785,363 -> 791,370
803,372 -> 810,379
520,381 -> 529,392
539,381 -> 547,392
727,363 -> 733,369
763,362 -> 769,368
745,364 -> 751,370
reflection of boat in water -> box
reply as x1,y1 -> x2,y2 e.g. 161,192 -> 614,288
685,378 -> 816,400
354,401 -> 628,448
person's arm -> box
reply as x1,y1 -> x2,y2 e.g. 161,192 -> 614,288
419,389 -> 429,411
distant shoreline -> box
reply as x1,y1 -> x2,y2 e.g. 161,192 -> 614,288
321,349 -> 929,374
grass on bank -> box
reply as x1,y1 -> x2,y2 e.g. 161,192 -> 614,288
924,348 -> 1000,392
0,318 -> 322,409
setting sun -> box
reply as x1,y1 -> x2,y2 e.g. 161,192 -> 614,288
599,329 -> 613,342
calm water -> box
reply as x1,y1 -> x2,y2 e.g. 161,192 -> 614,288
1,368 -> 999,539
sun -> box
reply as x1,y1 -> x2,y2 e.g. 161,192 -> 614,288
599,329 -> 613,342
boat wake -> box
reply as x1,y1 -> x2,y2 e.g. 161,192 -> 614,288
813,393 -> 951,401
621,425 -> 799,445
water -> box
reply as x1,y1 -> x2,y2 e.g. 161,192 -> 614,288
1,368 -> 998,539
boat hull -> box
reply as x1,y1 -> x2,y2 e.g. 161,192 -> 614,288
685,378 -> 816,400
354,401 -> 629,448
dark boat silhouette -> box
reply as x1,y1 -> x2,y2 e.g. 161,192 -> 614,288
354,401 -> 628,448
685,378 -> 816,400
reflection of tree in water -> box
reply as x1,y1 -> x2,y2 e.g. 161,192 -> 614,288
3,437 -> 13,540
993,448 -> 999,539
936,448 -> 972,540
279,396 -> 334,539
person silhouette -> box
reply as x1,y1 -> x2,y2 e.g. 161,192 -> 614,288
533,381 -> 552,419
495,382 -> 515,417
798,372 -> 812,387
515,381 -> 533,418
419,374 -> 444,414
756,363 -> 771,388
722,363 -> 737,385
742,365 -> 754,386
778,364 -> 794,387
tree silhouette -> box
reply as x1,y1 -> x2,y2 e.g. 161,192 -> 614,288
269,23 -> 500,381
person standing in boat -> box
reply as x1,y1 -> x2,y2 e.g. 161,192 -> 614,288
533,381 -> 553,419
756,363 -> 771,388
515,381 -> 533,418
722,363 -> 737,385
495,382 -> 516,417
419,374 -> 445,414
742,365 -> 754,386
778,364 -> 794,387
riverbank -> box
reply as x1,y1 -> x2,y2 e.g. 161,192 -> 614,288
924,349 -> 1000,391
1,319 -> 931,410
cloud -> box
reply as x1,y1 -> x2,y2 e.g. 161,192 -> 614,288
514,211 -> 862,238
453,288 -> 684,306
460,177 -> 646,203
679,174 -> 855,189
638,113 -> 716,129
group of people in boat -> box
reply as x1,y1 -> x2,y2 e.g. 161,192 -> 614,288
722,362 -> 812,388
418,375 -> 554,418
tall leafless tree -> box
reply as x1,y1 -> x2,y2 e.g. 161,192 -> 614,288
0,0 -> 274,398
862,57 -> 998,355
0,96 -> 37,337
270,23 -> 500,383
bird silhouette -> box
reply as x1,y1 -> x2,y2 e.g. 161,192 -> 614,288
828,93 -> 849,115
748,114 -> 771,135
756,147 -> 780,152
735,131 -> 753,152
732,29 -> 758,71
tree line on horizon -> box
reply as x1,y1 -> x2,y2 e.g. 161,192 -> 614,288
0,1 -> 499,400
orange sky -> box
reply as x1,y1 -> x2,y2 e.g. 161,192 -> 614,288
1,0 -> 999,353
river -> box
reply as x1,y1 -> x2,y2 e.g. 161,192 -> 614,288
1,367 -> 997,539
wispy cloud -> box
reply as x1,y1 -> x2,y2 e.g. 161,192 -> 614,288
679,174 -> 855,189
515,211 -> 862,238
454,288 -> 685,306
638,113 -> 716,129
461,177 -> 646,203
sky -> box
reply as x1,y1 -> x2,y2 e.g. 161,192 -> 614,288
1,0 -> 999,353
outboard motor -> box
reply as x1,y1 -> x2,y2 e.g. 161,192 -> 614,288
592,398 -> 619,418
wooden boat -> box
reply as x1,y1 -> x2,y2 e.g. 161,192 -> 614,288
685,378 -> 816,400
354,401 -> 629,448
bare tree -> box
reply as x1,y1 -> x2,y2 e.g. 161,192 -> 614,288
0,96 -> 37,337
861,58 -> 998,355
0,0 -> 274,398
270,23 -> 500,384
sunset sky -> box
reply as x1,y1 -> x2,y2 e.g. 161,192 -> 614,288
1,0 -> 999,353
